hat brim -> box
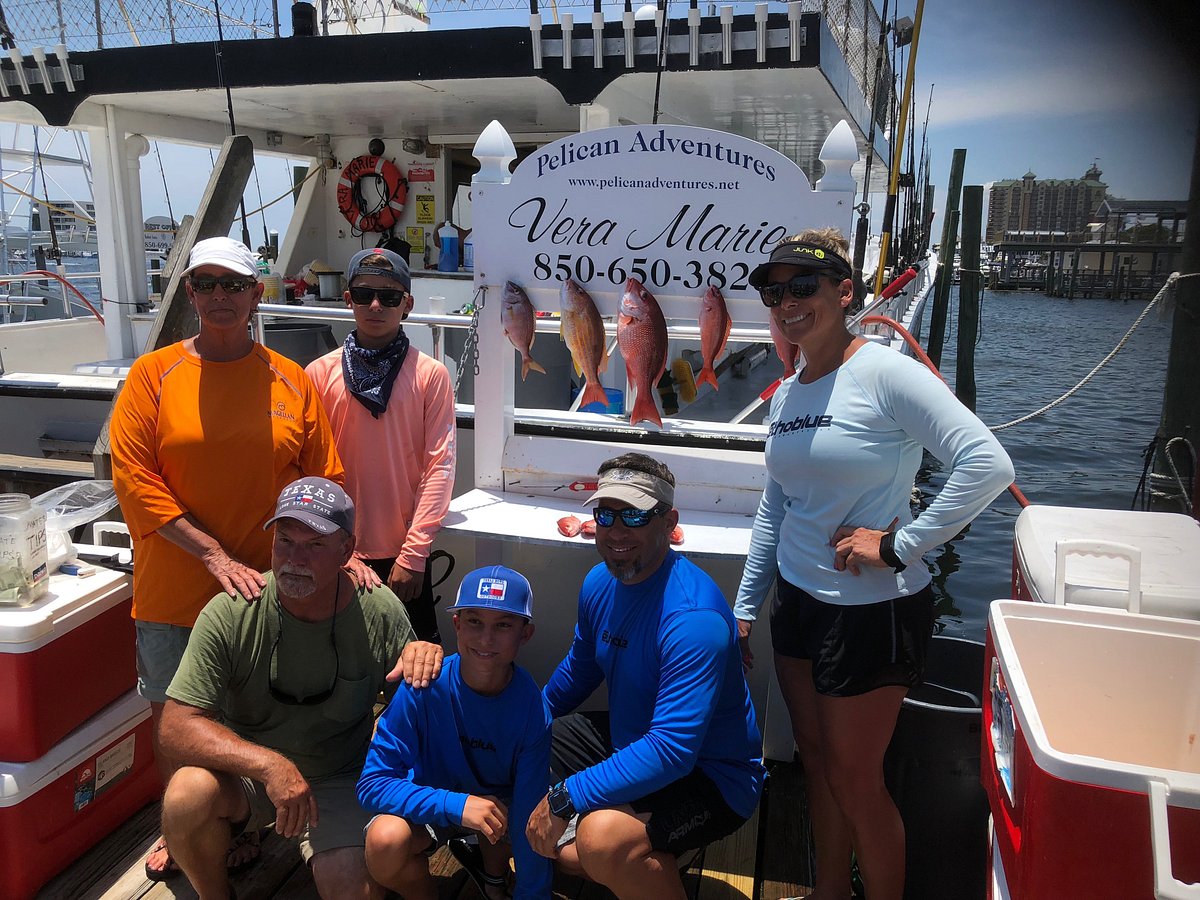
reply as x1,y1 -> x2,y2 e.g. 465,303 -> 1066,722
181,259 -> 259,278
263,510 -> 344,535
748,259 -> 852,289
583,484 -> 662,510
448,600 -> 532,620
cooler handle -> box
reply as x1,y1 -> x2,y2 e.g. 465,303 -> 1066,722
1053,539 -> 1142,613
1148,779 -> 1200,899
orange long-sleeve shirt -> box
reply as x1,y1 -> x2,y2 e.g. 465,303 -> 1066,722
110,342 -> 343,626
305,346 -> 455,571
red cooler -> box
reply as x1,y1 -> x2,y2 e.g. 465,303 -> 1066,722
983,600 -> 1200,898
0,690 -> 161,899
0,567 -> 136,761
1011,505 -> 1200,618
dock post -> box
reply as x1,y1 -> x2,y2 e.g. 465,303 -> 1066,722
956,186 -> 984,412
1068,248 -> 1079,300
928,148 -> 966,369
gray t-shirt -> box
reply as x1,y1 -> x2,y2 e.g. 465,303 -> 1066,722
168,573 -> 415,781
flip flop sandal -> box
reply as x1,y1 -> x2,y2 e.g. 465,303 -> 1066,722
226,829 -> 264,877
447,837 -> 511,899
144,838 -> 181,882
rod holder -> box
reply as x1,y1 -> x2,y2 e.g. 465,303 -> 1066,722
754,3 -> 768,63
688,6 -> 700,66
561,13 -> 573,69
623,9 -> 635,67
30,47 -> 52,94
8,49 -> 30,94
788,1 -> 802,62
720,6 -> 733,65
592,11 -> 604,67
530,12 -> 544,69
54,45 -> 75,91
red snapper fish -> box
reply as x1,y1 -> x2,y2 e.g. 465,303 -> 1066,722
560,279 -> 609,409
697,285 -> 731,391
618,278 -> 668,428
769,313 -> 802,379
501,281 -> 546,381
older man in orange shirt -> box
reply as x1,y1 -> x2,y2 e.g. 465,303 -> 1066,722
306,248 -> 455,642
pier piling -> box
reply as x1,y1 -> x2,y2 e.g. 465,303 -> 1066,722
929,149 -> 966,369
956,185 -> 984,412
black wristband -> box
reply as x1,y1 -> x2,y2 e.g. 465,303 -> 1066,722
879,532 -> 907,572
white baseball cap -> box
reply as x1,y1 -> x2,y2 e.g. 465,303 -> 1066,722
181,237 -> 260,278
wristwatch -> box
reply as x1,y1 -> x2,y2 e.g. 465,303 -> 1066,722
547,781 -> 577,820
879,532 -> 907,573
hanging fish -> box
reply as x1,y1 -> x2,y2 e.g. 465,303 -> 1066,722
697,285 -> 731,391
618,278 -> 668,428
561,278 -> 609,409
501,281 -> 546,381
769,313 -> 802,379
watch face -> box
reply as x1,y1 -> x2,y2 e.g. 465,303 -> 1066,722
549,784 -> 574,818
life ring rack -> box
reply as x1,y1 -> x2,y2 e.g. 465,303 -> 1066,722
336,155 -> 407,233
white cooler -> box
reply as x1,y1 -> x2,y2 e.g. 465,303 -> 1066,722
1012,505 -> 1200,619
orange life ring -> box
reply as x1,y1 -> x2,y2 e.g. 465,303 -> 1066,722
336,155 -> 407,233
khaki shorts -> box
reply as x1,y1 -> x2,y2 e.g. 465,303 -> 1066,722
237,773 -> 368,863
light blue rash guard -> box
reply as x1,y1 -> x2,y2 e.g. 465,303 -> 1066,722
736,339 -> 1015,616
357,654 -> 553,899
543,551 -> 765,819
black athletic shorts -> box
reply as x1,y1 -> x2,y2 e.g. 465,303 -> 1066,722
550,712 -> 747,856
770,577 -> 935,697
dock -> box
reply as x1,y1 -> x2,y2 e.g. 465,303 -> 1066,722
35,761 -> 816,900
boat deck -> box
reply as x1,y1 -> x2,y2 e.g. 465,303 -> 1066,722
35,761 -> 814,900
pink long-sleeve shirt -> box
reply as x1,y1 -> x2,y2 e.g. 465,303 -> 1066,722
306,346 -> 456,571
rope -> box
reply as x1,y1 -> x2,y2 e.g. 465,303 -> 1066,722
988,273 -> 1191,432
0,177 -> 96,224
242,165 -> 322,218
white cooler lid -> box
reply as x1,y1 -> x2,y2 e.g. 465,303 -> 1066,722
0,567 -> 132,651
1013,505 -> 1200,617
0,691 -> 151,806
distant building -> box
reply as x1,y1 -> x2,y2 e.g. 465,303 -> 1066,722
986,164 -> 1108,244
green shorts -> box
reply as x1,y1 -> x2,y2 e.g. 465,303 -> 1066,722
135,620 -> 192,704
237,773 -> 368,863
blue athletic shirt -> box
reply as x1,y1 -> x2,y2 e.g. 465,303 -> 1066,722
543,551 -> 765,819
357,654 -> 553,899
735,340 -> 1014,615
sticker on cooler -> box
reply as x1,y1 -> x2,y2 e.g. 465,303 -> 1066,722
71,732 -> 137,811
989,658 -> 1015,805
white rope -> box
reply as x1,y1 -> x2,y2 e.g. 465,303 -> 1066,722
988,272 -> 1194,432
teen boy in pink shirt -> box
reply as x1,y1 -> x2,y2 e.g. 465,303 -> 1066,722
306,248 -> 456,641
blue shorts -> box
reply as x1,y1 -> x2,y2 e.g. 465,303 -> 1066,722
135,620 -> 192,703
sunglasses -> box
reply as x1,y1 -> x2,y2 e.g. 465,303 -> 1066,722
349,286 -> 407,308
593,505 -> 668,529
268,594 -> 339,706
189,275 -> 257,294
758,273 -> 826,308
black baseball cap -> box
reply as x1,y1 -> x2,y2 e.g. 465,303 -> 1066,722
748,239 -> 854,288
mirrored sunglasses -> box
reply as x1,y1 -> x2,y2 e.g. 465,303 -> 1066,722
593,505 -> 667,528
189,275 -> 257,294
349,286 -> 407,308
758,273 -> 824,308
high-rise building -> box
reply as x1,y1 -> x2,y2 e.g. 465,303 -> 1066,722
986,164 -> 1108,243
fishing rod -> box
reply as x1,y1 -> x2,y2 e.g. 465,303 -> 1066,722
212,0 -> 254,251
851,0 -> 890,289
873,0 -> 925,300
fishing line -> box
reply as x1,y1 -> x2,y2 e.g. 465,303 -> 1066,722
212,0 -> 253,250
651,0 -> 670,125
153,141 -> 177,239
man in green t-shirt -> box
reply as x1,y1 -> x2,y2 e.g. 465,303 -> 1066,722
159,476 -> 444,900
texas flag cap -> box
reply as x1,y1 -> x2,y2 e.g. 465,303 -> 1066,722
450,565 -> 534,620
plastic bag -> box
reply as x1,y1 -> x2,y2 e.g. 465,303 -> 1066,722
32,481 -> 120,572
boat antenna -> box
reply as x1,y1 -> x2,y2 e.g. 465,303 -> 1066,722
851,0 -> 889,289
873,0 -> 925,299
651,0 -> 671,125
212,0 -> 254,250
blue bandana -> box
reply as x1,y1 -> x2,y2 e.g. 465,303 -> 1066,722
341,329 -> 410,418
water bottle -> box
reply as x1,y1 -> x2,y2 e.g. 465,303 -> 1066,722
0,493 -> 49,606
463,233 -> 474,271
437,222 -> 459,273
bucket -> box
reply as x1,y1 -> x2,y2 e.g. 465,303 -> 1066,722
884,634 -> 988,900
316,271 -> 343,299
576,387 -> 623,414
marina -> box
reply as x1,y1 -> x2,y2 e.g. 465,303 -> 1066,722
0,0 -> 1196,898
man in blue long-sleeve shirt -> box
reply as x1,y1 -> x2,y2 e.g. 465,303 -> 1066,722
527,453 -> 765,899
358,566 -> 553,900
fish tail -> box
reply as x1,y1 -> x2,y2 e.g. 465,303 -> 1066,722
579,381 -> 609,409
526,357 -> 547,378
628,391 -> 663,428
696,365 -> 718,391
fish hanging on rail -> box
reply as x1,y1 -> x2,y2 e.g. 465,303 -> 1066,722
769,313 -> 802,379
560,279 -> 609,409
697,285 -> 731,391
618,278 -> 668,428
501,281 -> 546,381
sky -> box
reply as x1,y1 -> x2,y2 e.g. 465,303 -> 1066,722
2,0 -> 1198,244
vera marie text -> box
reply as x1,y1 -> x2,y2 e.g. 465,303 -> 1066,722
506,198 -> 787,255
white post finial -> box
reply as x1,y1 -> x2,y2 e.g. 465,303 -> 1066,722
473,120 -> 518,184
817,119 -> 859,193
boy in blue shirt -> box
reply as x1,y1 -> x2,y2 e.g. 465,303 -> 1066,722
358,566 -> 553,900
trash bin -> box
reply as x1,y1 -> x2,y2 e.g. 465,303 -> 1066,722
264,321 -> 338,368
884,634 -> 988,900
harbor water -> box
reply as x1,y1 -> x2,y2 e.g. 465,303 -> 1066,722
917,288 -> 1172,642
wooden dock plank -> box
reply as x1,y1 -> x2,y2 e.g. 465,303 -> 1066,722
695,803 -> 760,900
758,762 -> 814,899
